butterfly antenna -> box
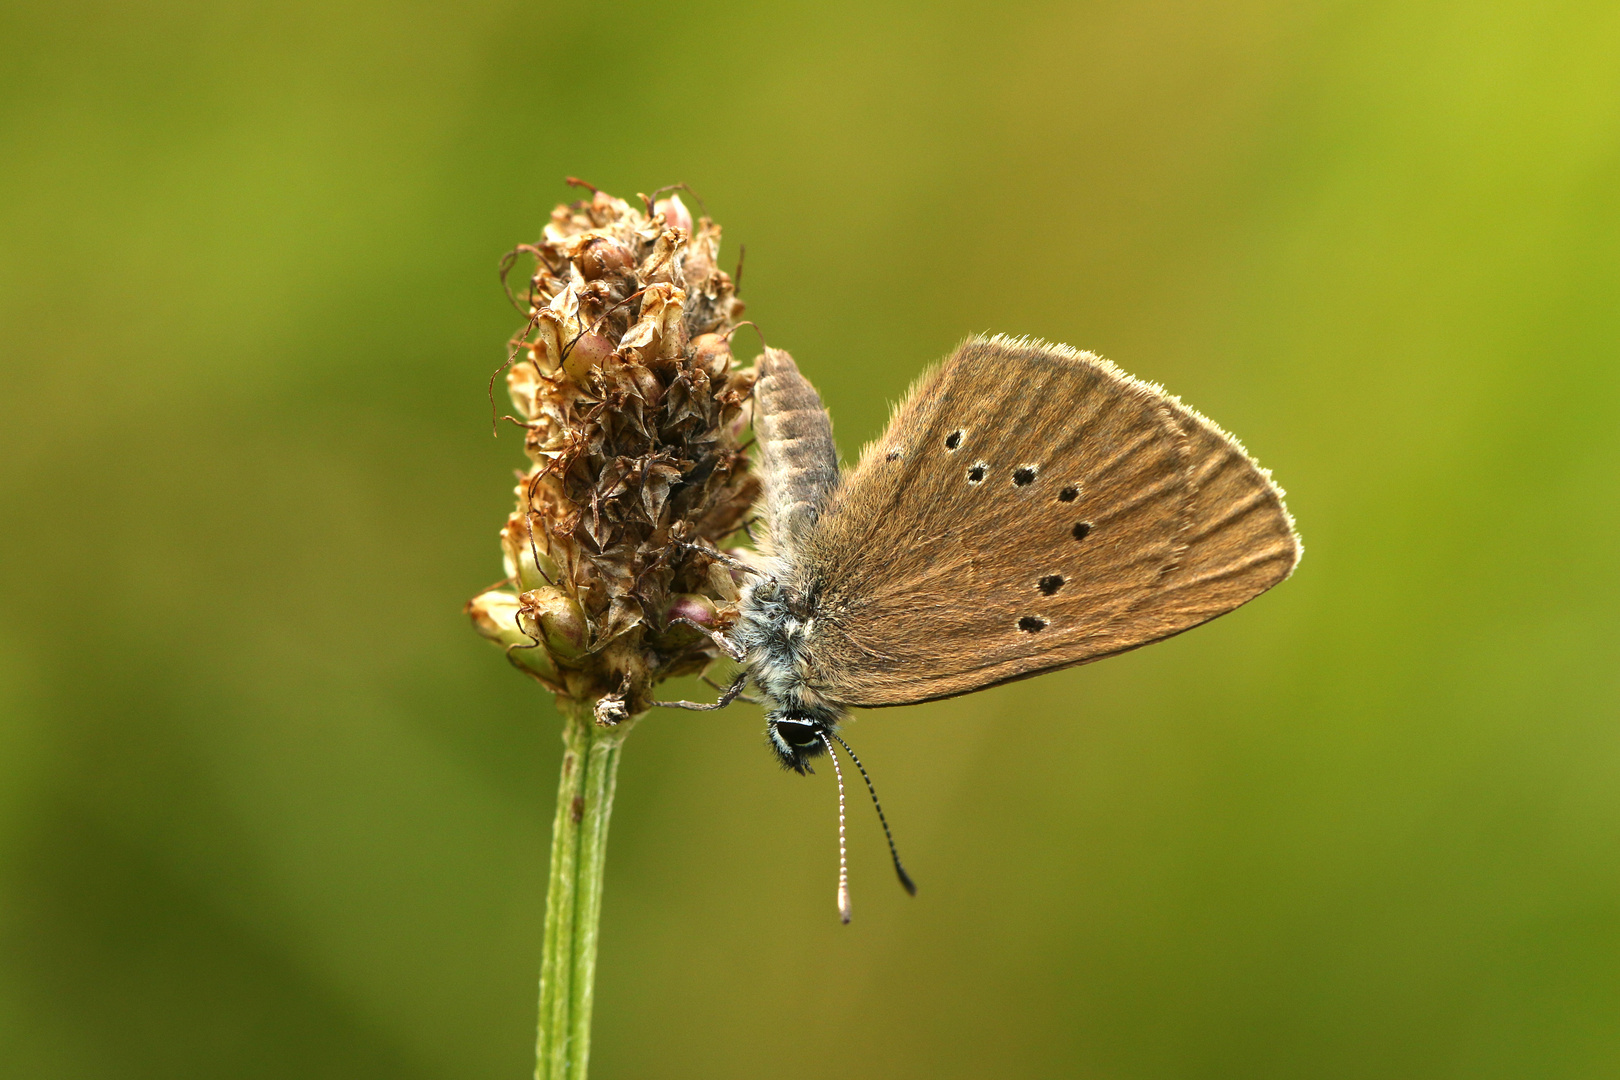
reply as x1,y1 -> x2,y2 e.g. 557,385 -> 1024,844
829,731 -> 917,896
819,734 -> 853,924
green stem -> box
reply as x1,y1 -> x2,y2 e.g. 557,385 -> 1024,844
536,700 -> 631,1080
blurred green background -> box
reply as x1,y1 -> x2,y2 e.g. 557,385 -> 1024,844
3,1 -> 1618,1077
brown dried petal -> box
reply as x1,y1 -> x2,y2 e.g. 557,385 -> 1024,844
619,284 -> 687,362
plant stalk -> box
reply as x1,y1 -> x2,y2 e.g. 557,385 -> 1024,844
536,700 -> 632,1080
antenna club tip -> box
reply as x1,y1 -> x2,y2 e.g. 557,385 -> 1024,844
897,869 -> 918,896
838,886 -> 852,924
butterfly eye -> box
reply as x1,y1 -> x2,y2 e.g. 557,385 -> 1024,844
1058,486 -> 1079,502
885,447 -> 904,462
1038,575 -> 1064,595
1018,616 -> 1047,633
967,463 -> 987,484
1071,521 -> 1092,541
1012,466 -> 1037,486
944,430 -> 963,450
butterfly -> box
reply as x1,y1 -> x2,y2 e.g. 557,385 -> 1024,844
662,335 -> 1300,919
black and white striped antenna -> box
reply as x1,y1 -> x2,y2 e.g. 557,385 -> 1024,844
829,731 -> 917,897
818,732 -> 917,923
819,734 -> 852,923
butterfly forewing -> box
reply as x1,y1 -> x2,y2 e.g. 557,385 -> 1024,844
794,337 -> 1298,708
794,338 -> 1179,705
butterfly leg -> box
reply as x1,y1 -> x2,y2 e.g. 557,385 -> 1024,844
653,670 -> 750,712
668,616 -> 746,661
704,673 -> 763,706
670,538 -> 767,580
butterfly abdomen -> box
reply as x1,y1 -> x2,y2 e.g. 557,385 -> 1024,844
755,348 -> 841,550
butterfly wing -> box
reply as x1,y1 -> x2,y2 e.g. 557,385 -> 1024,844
794,336 -> 1299,708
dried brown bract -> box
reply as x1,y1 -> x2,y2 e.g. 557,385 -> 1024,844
466,185 -> 758,722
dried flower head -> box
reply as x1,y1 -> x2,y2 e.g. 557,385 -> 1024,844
466,184 -> 758,723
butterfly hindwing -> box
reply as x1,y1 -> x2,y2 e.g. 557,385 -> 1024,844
1125,394 -> 1302,644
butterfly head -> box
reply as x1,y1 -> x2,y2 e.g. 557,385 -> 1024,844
765,712 -> 832,774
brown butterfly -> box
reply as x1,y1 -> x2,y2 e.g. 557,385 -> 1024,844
663,335 -> 1301,920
